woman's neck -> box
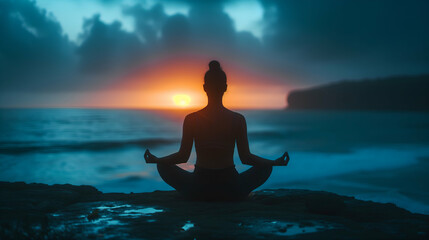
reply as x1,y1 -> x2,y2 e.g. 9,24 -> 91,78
206,96 -> 224,109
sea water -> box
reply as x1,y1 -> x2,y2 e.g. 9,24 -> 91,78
1,109 -> 428,214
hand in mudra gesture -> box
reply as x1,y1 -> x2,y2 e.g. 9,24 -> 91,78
144,149 -> 159,164
272,152 -> 290,166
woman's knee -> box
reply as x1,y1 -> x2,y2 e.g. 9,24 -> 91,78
156,163 -> 173,179
156,163 -> 166,171
157,163 -> 175,171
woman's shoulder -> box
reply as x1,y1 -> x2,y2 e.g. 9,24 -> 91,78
221,109 -> 246,125
227,109 -> 245,119
184,111 -> 197,121
184,110 -> 203,122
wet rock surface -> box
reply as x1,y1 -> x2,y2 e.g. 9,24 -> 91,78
1,181 -> 428,239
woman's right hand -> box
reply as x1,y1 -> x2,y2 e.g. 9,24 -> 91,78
272,152 -> 290,166
144,149 -> 158,164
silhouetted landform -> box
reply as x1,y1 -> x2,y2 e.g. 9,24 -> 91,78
1,182 -> 428,239
287,75 -> 429,111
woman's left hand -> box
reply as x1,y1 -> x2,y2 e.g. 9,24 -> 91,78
272,152 -> 290,166
144,149 -> 158,164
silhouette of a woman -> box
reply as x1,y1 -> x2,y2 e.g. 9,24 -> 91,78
144,60 -> 290,201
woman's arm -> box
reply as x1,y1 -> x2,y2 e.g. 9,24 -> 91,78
236,115 -> 289,166
144,115 -> 193,164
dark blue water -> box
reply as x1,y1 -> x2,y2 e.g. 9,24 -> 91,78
1,109 -> 428,214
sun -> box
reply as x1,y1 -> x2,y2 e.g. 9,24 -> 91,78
172,94 -> 191,108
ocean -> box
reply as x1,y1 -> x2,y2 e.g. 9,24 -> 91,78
1,109 -> 428,214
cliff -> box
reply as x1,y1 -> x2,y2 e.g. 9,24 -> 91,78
287,75 -> 429,111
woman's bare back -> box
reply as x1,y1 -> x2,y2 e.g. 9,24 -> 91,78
187,107 -> 243,169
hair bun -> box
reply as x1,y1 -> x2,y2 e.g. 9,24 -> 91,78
208,60 -> 221,71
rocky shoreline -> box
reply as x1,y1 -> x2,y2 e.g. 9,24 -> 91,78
1,181 -> 428,239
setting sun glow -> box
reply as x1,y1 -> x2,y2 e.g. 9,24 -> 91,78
77,58 -> 288,109
172,94 -> 192,108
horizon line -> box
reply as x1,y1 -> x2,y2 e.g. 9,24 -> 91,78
0,106 -> 287,111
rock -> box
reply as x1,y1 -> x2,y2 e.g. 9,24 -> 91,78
287,74 -> 429,111
0,182 -> 428,239
305,193 -> 346,215
87,209 -> 101,221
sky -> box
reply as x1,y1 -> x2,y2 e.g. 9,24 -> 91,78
0,0 -> 428,109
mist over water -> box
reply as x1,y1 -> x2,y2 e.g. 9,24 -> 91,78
1,109 -> 429,213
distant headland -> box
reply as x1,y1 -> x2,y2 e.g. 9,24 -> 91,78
287,75 -> 429,111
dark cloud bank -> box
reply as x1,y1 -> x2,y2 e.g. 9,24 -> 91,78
0,0 -> 428,106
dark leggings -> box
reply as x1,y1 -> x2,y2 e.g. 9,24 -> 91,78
157,164 -> 272,201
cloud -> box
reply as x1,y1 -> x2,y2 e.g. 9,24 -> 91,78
123,3 -> 167,44
0,0 -> 75,92
187,1 -> 236,49
260,0 -> 429,81
0,0 -> 270,96
161,14 -> 191,49
77,14 -> 144,76
1,0 -> 428,106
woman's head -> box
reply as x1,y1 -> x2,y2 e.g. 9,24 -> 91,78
204,60 -> 227,96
